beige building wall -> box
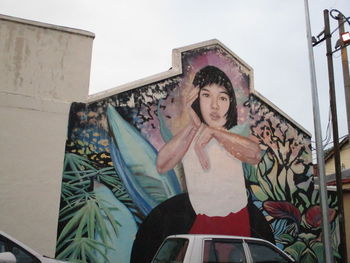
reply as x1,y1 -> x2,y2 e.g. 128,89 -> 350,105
343,190 -> 350,263
325,143 -> 350,175
0,14 -> 94,257
324,142 -> 350,263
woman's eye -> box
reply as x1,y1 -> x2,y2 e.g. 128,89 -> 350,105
219,96 -> 228,101
201,93 -> 210,98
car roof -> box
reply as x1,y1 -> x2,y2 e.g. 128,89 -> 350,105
166,234 -> 274,244
164,234 -> 295,262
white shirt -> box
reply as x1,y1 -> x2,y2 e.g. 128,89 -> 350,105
182,127 -> 248,217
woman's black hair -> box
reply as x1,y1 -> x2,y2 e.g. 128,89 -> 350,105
191,66 -> 237,129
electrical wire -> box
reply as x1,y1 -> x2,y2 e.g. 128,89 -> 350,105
323,107 -> 333,149
311,106 -> 332,150
311,9 -> 350,47
311,133 -> 348,164
329,9 -> 350,36
322,134 -> 348,148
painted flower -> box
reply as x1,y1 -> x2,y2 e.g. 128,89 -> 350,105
305,205 -> 336,229
263,201 -> 301,225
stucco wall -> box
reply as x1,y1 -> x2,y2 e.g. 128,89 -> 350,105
0,14 -> 94,256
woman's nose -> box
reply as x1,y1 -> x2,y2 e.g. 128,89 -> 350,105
211,98 -> 219,109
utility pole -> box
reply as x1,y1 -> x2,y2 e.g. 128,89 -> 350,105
303,2 -> 332,262
324,9 -> 348,263
337,14 -> 350,142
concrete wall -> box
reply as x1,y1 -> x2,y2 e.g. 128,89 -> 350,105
0,14 -> 94,256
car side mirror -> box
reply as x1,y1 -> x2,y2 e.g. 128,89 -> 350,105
0,252 -> 16,263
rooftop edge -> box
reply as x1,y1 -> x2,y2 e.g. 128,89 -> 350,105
0,13 -> 95,38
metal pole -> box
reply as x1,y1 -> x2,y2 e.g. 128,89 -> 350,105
324,9 -> 348,263
303,1 -> 333,263
337,15 -> 350,142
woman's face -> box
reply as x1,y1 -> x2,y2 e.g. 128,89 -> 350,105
199,84 -> 230,128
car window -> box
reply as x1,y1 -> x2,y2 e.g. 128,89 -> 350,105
0,235 -> 40,263
247,242 -> 291,263
203,239 -> 246,263
152,238 -> 189,263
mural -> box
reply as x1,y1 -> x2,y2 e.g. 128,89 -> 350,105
56,42 -> 341,263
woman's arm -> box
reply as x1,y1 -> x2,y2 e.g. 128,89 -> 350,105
156,85 -> 201,173
195,126 -> 261,169
156,123 -> 199,173
213,128 -> 261,164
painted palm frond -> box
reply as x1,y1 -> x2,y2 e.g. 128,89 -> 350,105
57,151 -> 138,263
57,187 -> 132,263
94,182 -> 137,263
106,104 -> 181,216
61,153 -> 96,207
94,166 -> 131,202
57,195 -> 117,261
57,237 -> 111,263
64,153 -> 96,176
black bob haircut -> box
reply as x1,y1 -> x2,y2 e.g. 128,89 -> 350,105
191,65 -> 237,129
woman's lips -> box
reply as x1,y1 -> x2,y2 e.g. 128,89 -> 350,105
209,112 -> 220,121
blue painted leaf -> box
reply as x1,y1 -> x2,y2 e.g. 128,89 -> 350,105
110,141 -> 156,215
106,104 -> 181,214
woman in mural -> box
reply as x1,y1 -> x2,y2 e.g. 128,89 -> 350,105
156,65 -> 261,236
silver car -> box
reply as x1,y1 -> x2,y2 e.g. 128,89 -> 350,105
152,234 -> 296,263
0,231 -> 69,263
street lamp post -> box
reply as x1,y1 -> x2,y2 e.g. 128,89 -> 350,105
303,1 -> 333,262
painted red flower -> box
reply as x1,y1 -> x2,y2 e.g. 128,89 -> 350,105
263,201 -> 301,224
305,205 -> 336,228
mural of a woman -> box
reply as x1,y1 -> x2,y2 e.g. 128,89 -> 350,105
157,65 -> 261,236
131,65 -> 274,263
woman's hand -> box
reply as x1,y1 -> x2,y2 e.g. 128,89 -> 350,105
194,125 -> 215,170
181,84 -> 201,128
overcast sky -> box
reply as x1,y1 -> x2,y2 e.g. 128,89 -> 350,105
1,0 -> 349,153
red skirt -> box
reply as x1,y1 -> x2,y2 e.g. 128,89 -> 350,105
189,207 -> 251,236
